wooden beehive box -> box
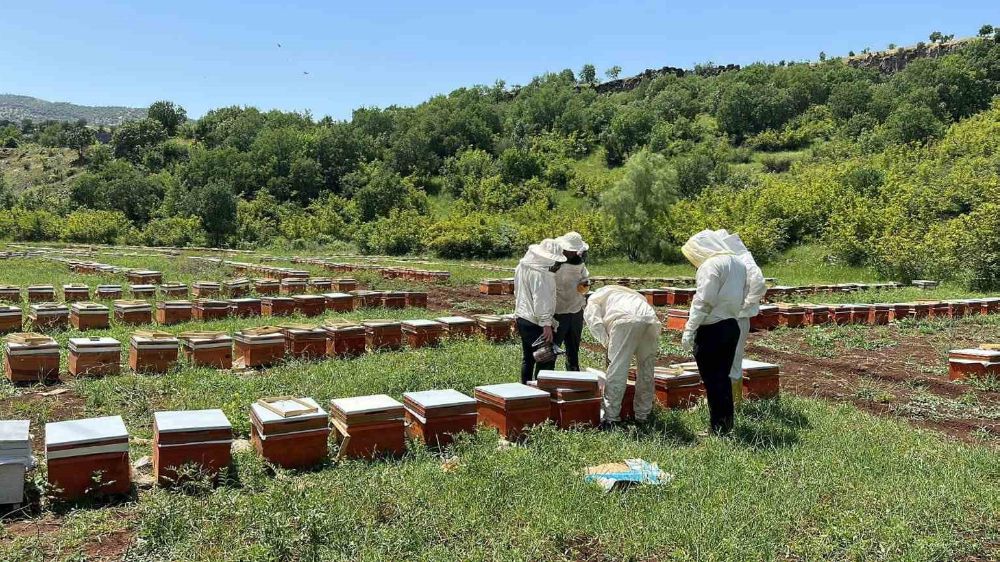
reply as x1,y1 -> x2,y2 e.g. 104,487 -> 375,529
261,296 -> 295,316
401,319 -> 446,348
280,324 -> 327,359
329,394 -> 405,459
4,333 -> 60,383
26,285 -> 56,303
475,383 -> 551,441
129,331 -> 179,374
363,320 -> 402,351
153,409 -> 233,486
250,396 -> 330,469
0,305 -> 23,334
179,332 -> 233,369
95,285 -> 123,300
62,284 -> 90,302
29,303 -> 69,331
191,281 -> 221,299
322,292 -> 355,313
233,327 -> 286,368
114,300 -> 153,326
68,336 -> 121,377
229,298 -> 262,318
323,322 -> 366,357
156,300 -> 193,325
193,299 -> 230,321
45,416 -> 130,500
402,389 -> 477,447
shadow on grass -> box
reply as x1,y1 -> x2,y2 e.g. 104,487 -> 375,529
731,398 -> 811,450
641,411 -> 698,445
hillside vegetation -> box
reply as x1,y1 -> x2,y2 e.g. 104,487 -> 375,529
0,94 -> 146,126
1,31 -> 999,286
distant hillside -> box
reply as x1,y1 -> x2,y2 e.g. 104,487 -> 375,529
0,94 -> 146,126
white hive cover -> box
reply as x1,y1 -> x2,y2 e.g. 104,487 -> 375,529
230,298 -> 260,304
322,293 -> 353,299
0,420 -> 29,444
403,319 -> 443,328
69,337 -> 120,350
403,389 -> 475,408
331,394 -> 402,414
537,370 -> 599,384
154,409 -> 232,433
45,416 -> 127,448
436,316 -> 473,324
475,383 -> 549,401
742,359 -> 779,371
251,397 -> 327,424
951,348 -> 1000,359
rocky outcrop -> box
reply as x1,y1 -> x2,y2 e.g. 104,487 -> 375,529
844,38 -> 973,74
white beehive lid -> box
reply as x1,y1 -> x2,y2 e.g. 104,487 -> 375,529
322,292 -> 353,299
0,420 -> 30,446
69,337 -> 121,353
45,415 -> 128,448
436,316 -> 474,325
403,389 -> 475,409
402,319 -> 443,328
742,359 -> 779,371
475,383 -> 549,401
330,394 -> 402,415
537,370 -> 600,384
154,409 -> 232,433
251,397 -> 327,425
159,300 -> 192,308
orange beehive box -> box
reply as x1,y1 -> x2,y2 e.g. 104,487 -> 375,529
159,283 -> 189,298
750,305 -> 780,331
380,291 -> 407,309
95,285 -> 123,300
848,304 -> 872,324
322,292 -> 355,313
156,300 -> 193,325
114,300 -> 153,325
741,360 -> 781,399
129,331 -> 179,374
45,416 -> 130,500
250,397 -> 330,469
475,383 -> 551,441
947,349 -> 1000,381
179,332 -> 233,369
479,280 -> 504,295
191,281 -> 221,298
68,337 -> 121,377
26,285 -> 56,303
254,279 -> 280,296
803,304 -> 830,326
29,303 -> 69,331
828,304 -> 851,325
280,324 -> 328,359
983,298 -> 1000,314
0,305 -> 23,334
229,298 -> 262,318
129,284 -> 156,299
0,285 -> 21,302
330,395 -> 406,459
291,295 -> 326,317
323,322 -> 366,357
127,270 -> 162,284
332,278 -> 358,292
350,290 -> 382,309
363,320 -> 403,351
223,278 -> 251,298
639,288 -> 669,307
403,389 -> 477,447
4,333 -> 60,383
193,299 -> 230,321
963,299 -> 986,316
233,327 -> 286,368
280,278 -> 308,295
665,308 -> 689,332
308,278 -> 332,293
401,319 -> 446,348
261,296 -> 296,316
535,370 -> 602,429
153,409 -> 233,486
891,303 -> 913,322
500,278 -> 515,295
475,314 -> 515,342
666,287 -> 696,306
435,316 -> 477,339
403,291 -> 428,308
62,284 -> 90,302
869,304 -> 892,325
777,305 -> 806,328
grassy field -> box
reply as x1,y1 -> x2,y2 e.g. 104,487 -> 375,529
0,245 -> 999,560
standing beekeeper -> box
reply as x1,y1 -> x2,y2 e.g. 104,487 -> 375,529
716,229 -> 767,407
552,232 -> 590,371
584,285 -> 661,426
514,238 -> 567,383
680,230 -> 748,435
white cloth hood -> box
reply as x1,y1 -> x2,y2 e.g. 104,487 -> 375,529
682,230 -> 734,268
519,238 -> 567,272
556,231 -> 589,253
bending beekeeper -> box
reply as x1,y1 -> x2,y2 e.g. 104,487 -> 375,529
716,229 -> 767,407
514,238 -> 566,383
680,230 -> 748,435
584,285 -> 661,427
552,231 -> 590,371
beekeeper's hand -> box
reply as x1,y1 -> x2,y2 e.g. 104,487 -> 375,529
681,329 -> 695,352
542,325 -> 554,343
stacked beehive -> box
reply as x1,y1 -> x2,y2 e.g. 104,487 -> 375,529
233,327 -> 286,368
250,397 -> 330,469
29,303 -> 69,330
62,284 -> 90,301
0,305 -> 22,334
45,416 -> 130,500
329,395 -> 406,459
363,320 -> 402,351
474,383 -> 551,441
27,285 -> 55,302
475,314 -> 515,342
535,370 -> 602,429
281,324 -> 328,359
323,321 -> 367,357
68,337 -> 121,377
95,284 -> 122,300
179,332 -> 233,369
129,331 -> 179,374
4,333 -> 59,383
155,300 -> 193,325
153,409 -> 233,486
0,420 -> 32,505
114,300 -> 153,325
402,389 -> 477,446
192,281 -> 221,298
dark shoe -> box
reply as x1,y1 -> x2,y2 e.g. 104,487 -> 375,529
597,420 -> 620,431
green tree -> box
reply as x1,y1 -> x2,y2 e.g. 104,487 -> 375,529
979,25 -> 994,37
147,101 -> 188,135
605,66 -> 622,80
190,180 -> 237,246
578,64 -> 597,85
63,125 -> 96,160
600,150 -> 679,261
111,118 -> 167,162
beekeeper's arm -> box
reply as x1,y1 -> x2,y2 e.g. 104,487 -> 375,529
532,270 -> 557,340
682,258 -> 722,351
743,260 -> 767,317
584,296 -> 609,348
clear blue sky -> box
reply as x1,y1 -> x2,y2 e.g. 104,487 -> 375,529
1,1 -> 994,119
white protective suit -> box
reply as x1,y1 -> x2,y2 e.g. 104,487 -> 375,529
514,239 -> 566,327
554,232 -> 590,315
584,285 -> 661,422
680,230 -> 748,352
715,230 -> 767,382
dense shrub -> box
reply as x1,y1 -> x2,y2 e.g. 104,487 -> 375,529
354,209 -> 428,255
62,209 -> 137,244
0,209 -> 63,241
425,212 -> 520,259
141,216 -> 208,247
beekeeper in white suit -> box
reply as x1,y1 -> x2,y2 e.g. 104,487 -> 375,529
680,230 -> 747,435
584,285 -> 661,426
514,238 -> 567,384
715,229 -> 767,407
553,231 -> 590,371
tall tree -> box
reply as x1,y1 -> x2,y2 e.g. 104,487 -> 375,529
148,101 -> 188,135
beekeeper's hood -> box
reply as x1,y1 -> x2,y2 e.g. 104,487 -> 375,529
556,231 -> 589,253
682,229 -> 734,268
714,229 -> 749,255
519,238 -> 567,272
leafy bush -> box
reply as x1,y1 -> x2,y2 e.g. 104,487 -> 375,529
425,212 -> 521,259
61,209 -> 138,244
141,216 -> 208,247
354,209 -> 428,255
760,154 -> 793,173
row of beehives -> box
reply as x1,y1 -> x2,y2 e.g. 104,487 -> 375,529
0,291 -> 430,334
293,256 -> 453,282
0,277 -> 365,303
478,276 -> 699,296
2,359 -> 781,504
2,314 -> 518,382
638,281 -> 908,307
664,298 -> 1000,332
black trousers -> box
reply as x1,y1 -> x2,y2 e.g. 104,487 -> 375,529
517,317 -> 555,384
693,318 -> 740,434
553,310 -> 584,371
